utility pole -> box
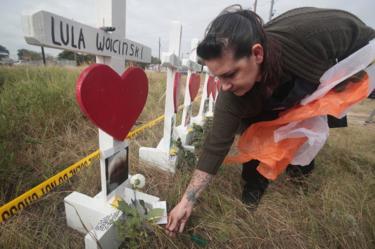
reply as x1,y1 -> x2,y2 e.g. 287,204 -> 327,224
269,0 -> 275,21
158,37 -> 161,71
253,0 -> 258,13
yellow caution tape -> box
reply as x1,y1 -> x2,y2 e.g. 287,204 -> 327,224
127,115 -> 165,139
0,114 -> 165,223
0,151 -> 100,223
0,95 -> 201,223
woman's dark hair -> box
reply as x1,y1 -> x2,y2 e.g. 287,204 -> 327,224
197,5 -> 282,95
197,5 -> 265,60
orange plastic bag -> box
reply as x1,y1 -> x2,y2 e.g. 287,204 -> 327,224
225,74 -> 370,180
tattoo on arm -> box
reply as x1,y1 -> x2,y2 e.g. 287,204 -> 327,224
186,189 -> 198,203
184,170 -> 213,204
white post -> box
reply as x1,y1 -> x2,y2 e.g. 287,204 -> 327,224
206,90 -> 215,117
96,0 -> 126,72
208,77 -> 220,114
192,66 -> 213,125
139,21 -> 182,173
159,21 -> 182,152
96,0 -> 127,200
175,38 -> 201,146
180,70 -> 192,127
180,38 -> 200,126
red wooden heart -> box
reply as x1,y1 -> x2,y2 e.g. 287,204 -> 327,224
76,64 -> 148,140
189,73 -> 201,102
173,72 -> 181,113
207,75 -> 216,100
215,78 -> 221,92
212,87 -> 217,100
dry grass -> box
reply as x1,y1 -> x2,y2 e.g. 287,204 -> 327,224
0,66 -> 374,249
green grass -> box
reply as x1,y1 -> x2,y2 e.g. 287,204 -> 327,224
0,66 -> 96,200
0,65 -> 374,249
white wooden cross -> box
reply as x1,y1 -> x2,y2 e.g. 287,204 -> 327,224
175,38 -> 201,149
206,77 -> 219,117
23,1 -> 166,248
192,66 -> 215,125
139,21 -> 182,173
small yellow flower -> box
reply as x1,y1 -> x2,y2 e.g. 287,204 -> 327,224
169,147 -> 177,156
111,196 -> 122,208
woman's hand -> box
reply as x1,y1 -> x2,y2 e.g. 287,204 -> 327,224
165,169 -> 213,237
165,199 -> 193,236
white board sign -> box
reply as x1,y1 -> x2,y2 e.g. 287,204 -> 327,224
23,10 -> 151,63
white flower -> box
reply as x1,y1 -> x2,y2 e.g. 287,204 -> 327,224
130,174 -> 146,189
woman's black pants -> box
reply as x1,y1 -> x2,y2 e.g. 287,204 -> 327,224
241,159 -> 315,184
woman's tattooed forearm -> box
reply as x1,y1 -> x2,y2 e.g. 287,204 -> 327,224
186,189 -> 198,203
185,170 -> 213,204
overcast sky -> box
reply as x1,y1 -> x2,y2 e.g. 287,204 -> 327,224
1,0 -> 374,60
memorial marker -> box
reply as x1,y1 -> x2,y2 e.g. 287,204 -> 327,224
192,67 -> 215,125
175,38 -> 201,147
139,21 -> 183,173
205,73 -> 217,117
23,1 -> 166,248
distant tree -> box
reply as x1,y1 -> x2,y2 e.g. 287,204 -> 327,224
58,50 -> 75,60
57,50 -> 95,65
151,56 -> 161,64
17,49 -> 42,61
0,45 -> 9,59
79,54 -> 95,65
46,54 -> 55,61
128,56 -> 161,69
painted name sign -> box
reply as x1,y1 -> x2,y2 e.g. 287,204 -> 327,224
23,11 -> 151,63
